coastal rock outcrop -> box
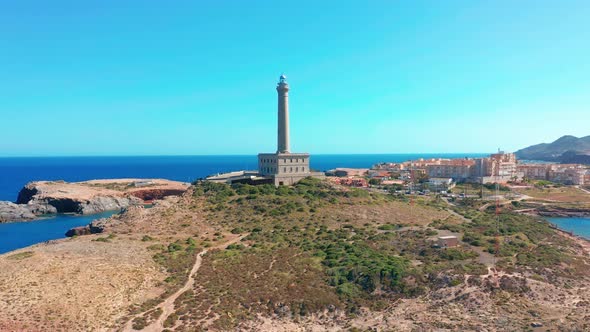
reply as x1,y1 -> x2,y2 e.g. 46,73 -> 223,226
65,217 -> 112,236
536,206 -> 590,217
3,179 -> 189,222
0,201 -> 57,222
65,205 -> 147,237
0,201 -> 36,222
16,182 -> 144,215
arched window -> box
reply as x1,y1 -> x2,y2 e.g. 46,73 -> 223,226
283,167 -> 287,173
302,167 -> 305,172
296,167 -> 299,172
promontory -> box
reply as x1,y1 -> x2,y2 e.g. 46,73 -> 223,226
0,179 -> 189,222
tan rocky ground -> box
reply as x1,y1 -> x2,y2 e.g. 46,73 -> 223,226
0,237 -> 165,331
0,191 -> 211,331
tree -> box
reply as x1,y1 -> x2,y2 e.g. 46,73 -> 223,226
414,172 -> 429,184
368,178 -> 381,186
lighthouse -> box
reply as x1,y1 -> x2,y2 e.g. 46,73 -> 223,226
277,74 -> 290,153
207,75 -> 324,186
257,74 -> 316,186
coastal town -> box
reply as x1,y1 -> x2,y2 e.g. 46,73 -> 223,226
327,151 -> 590,192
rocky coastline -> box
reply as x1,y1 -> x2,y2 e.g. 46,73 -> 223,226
535,206 -> 590,218
65,215 -> 116,237
0,179 -> 189,223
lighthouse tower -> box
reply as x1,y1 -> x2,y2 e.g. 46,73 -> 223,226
258,74 -> 312,186
277,74 -> 290,153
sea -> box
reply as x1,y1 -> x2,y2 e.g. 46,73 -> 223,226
547,217 -> 590,240
0,154 -> 588,254
0,211 -> 118,254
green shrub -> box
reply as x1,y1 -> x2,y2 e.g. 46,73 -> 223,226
168,242 -> 183,252
317,241 -> 408,295
132,317 -> 147,330
226,244 -> 245,250
377,224 -> 396,231
439,248 -> 478,261
231,227 -> 243,234
141,235 -> 154,242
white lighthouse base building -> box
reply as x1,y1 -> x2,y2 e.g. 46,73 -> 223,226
258,153 -> 313,186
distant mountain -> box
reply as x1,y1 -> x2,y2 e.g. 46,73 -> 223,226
515,135 -> 590,164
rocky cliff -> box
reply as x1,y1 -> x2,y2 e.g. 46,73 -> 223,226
1,179 -> 189,222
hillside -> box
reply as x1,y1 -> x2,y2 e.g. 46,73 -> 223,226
0,178 -> 589,331
515,135 -> 590,163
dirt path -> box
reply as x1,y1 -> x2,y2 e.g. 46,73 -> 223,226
576,186 -> 590,195
122,234 -> 246,332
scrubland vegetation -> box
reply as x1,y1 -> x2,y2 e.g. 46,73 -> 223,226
3,177 -> 588,331
151,178 -> 531,330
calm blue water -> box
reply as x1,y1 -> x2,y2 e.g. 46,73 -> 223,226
0,154 -> 486,254
0,211 -> 118,254
547,217 -> 590,240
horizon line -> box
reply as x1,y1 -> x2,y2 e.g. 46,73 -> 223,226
0,152 -> 493,158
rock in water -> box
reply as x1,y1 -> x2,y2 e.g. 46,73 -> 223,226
65,226 -> 93,237
0,201 -> 37,222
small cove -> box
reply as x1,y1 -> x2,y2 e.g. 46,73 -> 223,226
0,211 -> 119,254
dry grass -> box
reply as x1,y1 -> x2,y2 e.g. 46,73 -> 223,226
516,186 -> 590,203
170,247 -> 341,331
0,237 -> 165,331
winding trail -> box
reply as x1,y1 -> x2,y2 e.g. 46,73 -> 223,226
122,234 -> 246,332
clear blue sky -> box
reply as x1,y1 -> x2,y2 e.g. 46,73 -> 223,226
1,0 -> 589,156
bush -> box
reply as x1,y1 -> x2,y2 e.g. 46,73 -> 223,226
377,224 -> 396,231
231,227 -> 244,234
336,282 -> 360,298
141,235 -> 154,242
168,242 -> 183,252
439,248 -> 478,261
226,244 -> 245,250
483,183 -> 510,191
318,241 -> 408,295
462,232 -> 483,247
132,317 -> 147,330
